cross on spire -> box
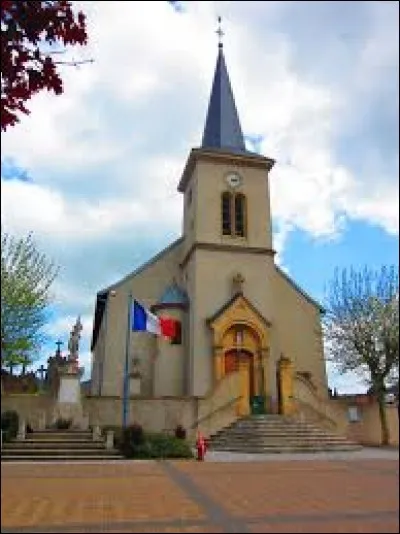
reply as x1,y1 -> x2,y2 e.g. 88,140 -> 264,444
201,17 -> 248,154
216,16 -> 224,48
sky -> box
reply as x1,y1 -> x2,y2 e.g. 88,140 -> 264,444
1,0 -> 399,393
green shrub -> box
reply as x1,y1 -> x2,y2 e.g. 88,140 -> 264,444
115,424 -> 193,459
125,433 -> 193,459
1,410 -> 19,442
145,433 -> 193,459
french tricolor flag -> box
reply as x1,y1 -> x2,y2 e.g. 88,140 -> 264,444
131,300 -> 177,339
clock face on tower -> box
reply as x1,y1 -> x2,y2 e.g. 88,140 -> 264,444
225,172 -> 242,188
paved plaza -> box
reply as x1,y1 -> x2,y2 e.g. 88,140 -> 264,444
1,449 -> 399,533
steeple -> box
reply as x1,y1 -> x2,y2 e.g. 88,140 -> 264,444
201,18 -> 248,154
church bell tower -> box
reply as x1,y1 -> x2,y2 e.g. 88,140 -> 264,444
179,25 -> 275,261
178,20 -> 276,396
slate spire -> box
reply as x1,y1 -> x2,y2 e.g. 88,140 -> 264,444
201,19 -> 247,154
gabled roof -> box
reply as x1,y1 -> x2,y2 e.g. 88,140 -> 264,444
207,292 -> 271,328
201,44 -> 252,156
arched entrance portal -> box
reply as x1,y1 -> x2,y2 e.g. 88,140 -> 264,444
208,293 -> 271,415
221,324 -> 265,414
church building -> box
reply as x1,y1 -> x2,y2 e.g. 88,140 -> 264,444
90,37 -> 329,418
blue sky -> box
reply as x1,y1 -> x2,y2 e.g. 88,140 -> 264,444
1,1 -> 398,393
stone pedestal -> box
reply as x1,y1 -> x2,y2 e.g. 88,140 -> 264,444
37,410 -> 47,431
129,376 -> 141,396
54,370 -> 88,429
58,373 -> 81,404
105,430 -> 114,450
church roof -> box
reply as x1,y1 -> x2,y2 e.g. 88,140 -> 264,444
275,266 -> 325,313
158,282 -> 189,306
90,237 -> 184,350
201,44 -> 251,155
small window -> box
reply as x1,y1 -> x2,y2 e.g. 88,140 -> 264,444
348,406 -> 361,422
222,192 -> 232,235
187,189 -> 192,206
235,328 -> 244,346
234,193 -> 246,237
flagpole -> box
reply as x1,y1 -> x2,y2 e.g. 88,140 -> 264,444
122,292 -> 133,428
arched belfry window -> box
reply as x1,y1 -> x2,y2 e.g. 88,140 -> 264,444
222,192 -> 232,235
234,193 -> 246,237
221,192 -> 247,238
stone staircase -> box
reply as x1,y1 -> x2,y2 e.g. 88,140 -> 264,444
1,429 -> 124,462
208,415 -> 361,453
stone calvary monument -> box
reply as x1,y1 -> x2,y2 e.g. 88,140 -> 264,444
51,316 -> 88,429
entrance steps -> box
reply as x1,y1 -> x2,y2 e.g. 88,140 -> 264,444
208,414 -> 361,453
1,429 -> 124,462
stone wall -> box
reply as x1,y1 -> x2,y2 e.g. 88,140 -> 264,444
83,396 -> 198,435
293,376 -> 399,446
1,394 -> 55,429
331,399 -> 399,447
1,370 -> 243,441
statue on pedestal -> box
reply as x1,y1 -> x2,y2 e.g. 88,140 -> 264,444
67,316 -> 83,374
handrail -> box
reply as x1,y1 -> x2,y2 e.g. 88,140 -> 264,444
293,396 -> 338,430
191,395 -> 242,429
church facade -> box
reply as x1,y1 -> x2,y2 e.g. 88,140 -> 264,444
90,42 -> 329,417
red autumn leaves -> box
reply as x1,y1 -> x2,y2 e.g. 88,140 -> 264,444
1,1 -> 88,131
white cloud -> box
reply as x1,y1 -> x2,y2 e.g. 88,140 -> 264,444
325,362 -> 369,395
1,1 -> 398,386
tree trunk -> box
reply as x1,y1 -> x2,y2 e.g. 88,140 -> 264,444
377,393 -> 390,446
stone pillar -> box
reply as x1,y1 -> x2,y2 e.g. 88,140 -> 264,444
214,347 -> 224,383
92,425 -> 102,441
260,348 -> 269,397
105,430 -> 114,450
253,353 -> 261,397
17,419 -> 26,440
237,360 -> 250,416
278,356 -> 294,416
37,410 -> 46,431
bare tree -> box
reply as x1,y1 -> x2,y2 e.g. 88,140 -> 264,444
324,266 -> 399,445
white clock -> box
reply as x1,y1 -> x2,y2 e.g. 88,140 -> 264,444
225,172 -> 242,188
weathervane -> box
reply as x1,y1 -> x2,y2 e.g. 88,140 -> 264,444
216,16 -> 224,48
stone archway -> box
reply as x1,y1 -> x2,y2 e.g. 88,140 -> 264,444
208,294 -> 271,415
221,324 -> 260,397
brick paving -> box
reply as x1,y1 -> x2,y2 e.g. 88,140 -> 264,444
1,457 -> 398,533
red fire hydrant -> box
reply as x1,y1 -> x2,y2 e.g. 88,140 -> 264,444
196,432 -> 207,461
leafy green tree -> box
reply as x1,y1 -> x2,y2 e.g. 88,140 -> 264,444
1,229 -> 59,372
325,265 -> 399,445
